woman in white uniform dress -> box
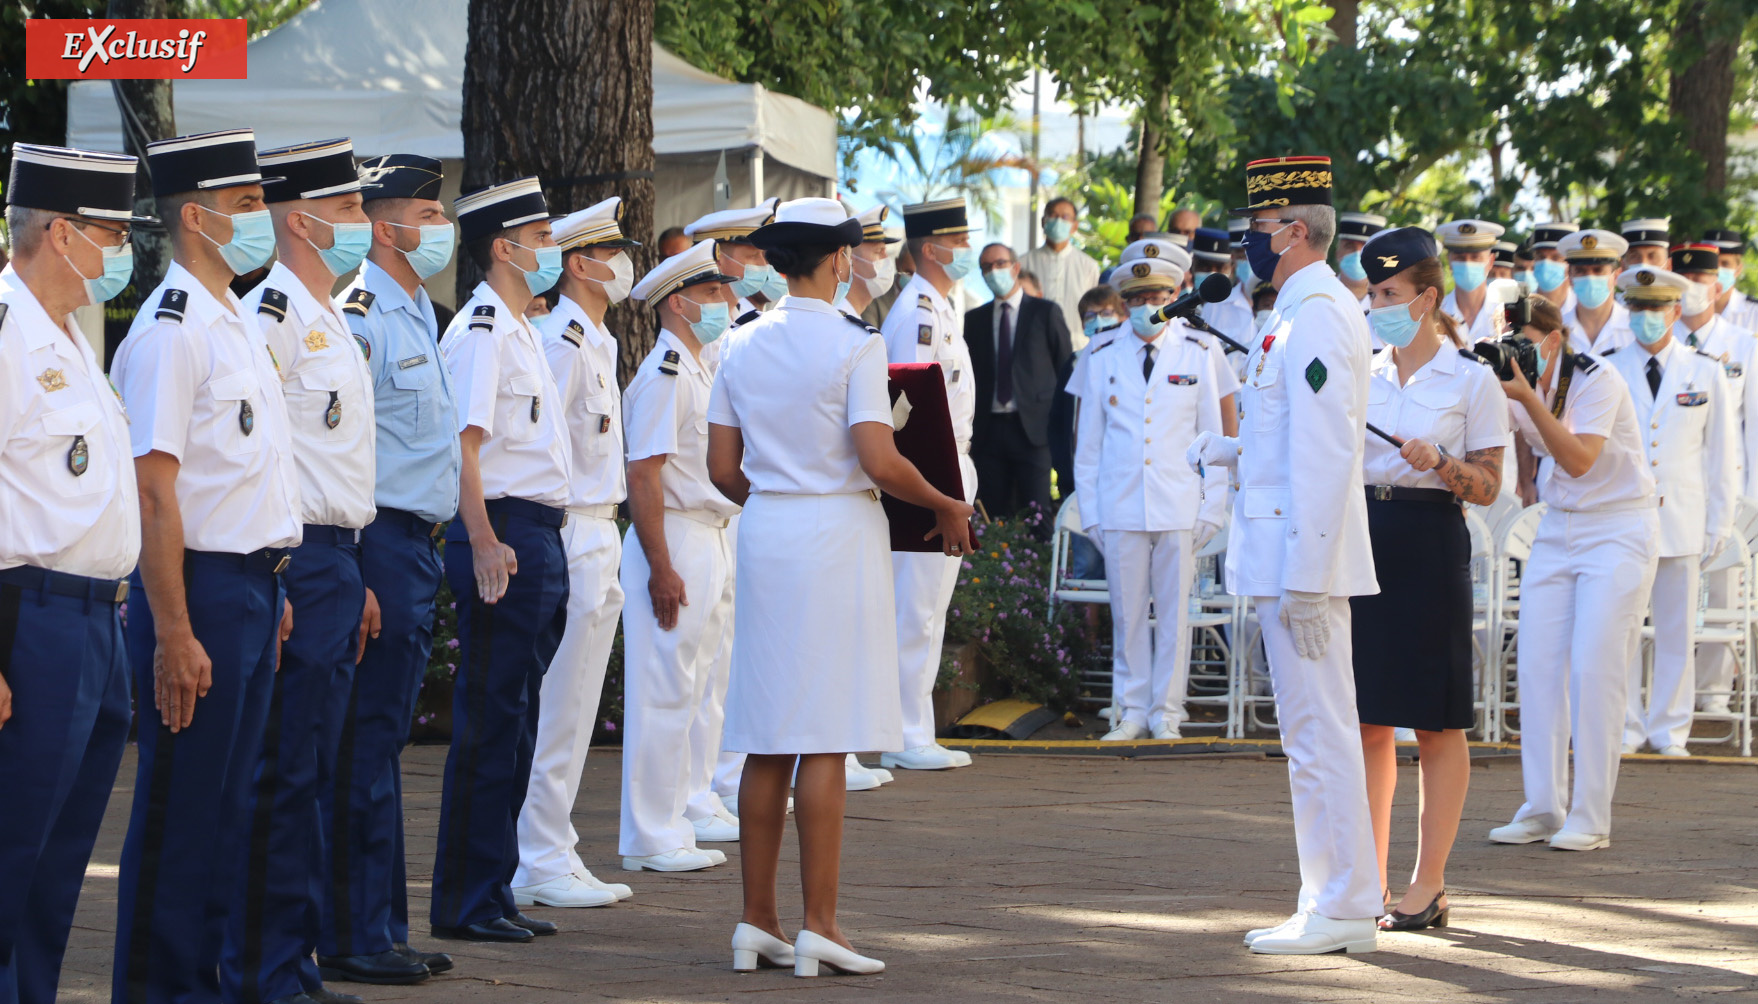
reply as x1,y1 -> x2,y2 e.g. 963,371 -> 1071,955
706,199 -> 974,977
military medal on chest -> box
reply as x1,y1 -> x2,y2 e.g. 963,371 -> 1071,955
1255,334 -> 1277,379
68,434 -> 89,476
531,394 -> 542,422
239,399 -> 255,435
325,390 -> 342,429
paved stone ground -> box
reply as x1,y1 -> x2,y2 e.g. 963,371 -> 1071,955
60,747 -> 1758,1003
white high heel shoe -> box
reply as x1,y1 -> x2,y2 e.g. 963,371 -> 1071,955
730,923 -> 794,971
792,929 -> 884,977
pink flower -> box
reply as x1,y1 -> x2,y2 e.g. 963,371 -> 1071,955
446,638 -> 460,649
604,720 -> 617,732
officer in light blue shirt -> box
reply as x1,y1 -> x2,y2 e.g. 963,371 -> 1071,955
320,153 -> 460,985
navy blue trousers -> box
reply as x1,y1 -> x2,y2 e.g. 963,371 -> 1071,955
221,530 -> 361,1003
430,501 -> 567,928
319,515 -> 443,957
0,571 -> 130,1004
114,550 -> 285,1004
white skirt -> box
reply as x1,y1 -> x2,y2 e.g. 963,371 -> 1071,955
720,491 -> 903,755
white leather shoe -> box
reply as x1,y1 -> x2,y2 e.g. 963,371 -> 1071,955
1488,818 -> 1556,844
1620,742 -> 1640,755
577,869 -> 632,901
1102,722 -> 1147,742
793,929 -> 884,976
702,848 -> 728,865
511,872 -> 618,908
1548,829 -> 1610,852
1150,722 -> 1182,740
947,748 -> 972,767
1656,744 -> 1690,757
723,795 -> 792,816
693,810 -> 740,842
866,765 -> 894,784
1700,695 -> 1733,715
731,923 -> 794,971
1393,727 -> 1418,742
621,848 -> 717,872
1249,914 -> 1377,955
880,744 -> 963,770
1243,910 -> 1309,946
845,757 -> 883,791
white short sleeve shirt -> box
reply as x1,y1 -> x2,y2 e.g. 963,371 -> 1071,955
1362,346 -> 1510,490
623,327 -> 739,517
539,295 -> 625,509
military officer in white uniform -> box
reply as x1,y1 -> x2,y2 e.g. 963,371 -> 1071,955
619,240 -> 742,872
1492,240 -> 1518,282
686,201 -> 781,322
1335,211 -> 1386,311
1603,267 -> 1736,757
1704,229 -> 1758,334
1436,219 -> 1508,343
1076,254 -> 1226,742
1559,230 -> 1635,354
1530,221 -> 1581,314
877,198 -> 980,772
1192,227 -> 1253,349
0,144 -> 150,1004
1187,156 -> 1382,955
1488,292 -> 1658,853
1619,219 -> 1670,269
512,198 -> 638,909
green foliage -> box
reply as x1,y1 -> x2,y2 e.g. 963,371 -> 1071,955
870,106 -> 1029,230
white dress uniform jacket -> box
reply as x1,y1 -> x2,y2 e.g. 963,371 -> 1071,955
623,329 -> 740,519
1362,347 -> 1510,489
540,295 -> 625,512
1674,314 -> 1757,495
0,270 -> 141,580
1563,301 -> 1634,355
242,262 -> 377,529
112,263 -> 303,553
1440,290 -> 1503,345
1722,290 -> 1758,334
440,281 -> 571,506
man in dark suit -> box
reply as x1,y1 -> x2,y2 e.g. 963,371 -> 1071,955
968,242 -> 1074,530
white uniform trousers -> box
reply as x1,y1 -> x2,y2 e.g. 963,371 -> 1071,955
618,513 -> 733,856
1255,594 -> 1382,921
1625,555 -> 1698,751
514,515 -> 624,886
1697,569 -> 1737,702
1104,529 -> 1195,730
894,453 -> 977,749
1512,507 -> 1658,837
688,513 -> 742,820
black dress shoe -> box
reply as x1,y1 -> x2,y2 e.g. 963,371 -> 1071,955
506,912 -> 558,936
316,949 -> 430,985
394,941 -> 454,974
430,918 -> 534,943
306,988 -> 366,1004
1379,889 -> 1450,931
266,995 -> 318,1004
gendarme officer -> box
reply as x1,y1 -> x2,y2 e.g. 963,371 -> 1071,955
0,143 -> 153,1004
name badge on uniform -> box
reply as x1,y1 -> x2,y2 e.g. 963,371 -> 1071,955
1725,362 -> 1744,378
599,415 -> 612,434
240,400 -> 255,435
1676,390 -> 1707,407
531,395 -> 542,422
68,435 -> 89,476
1167,374 -> 1199,385
325,391 -> 342,429
918,324 -> 933,346
397,354 -> 428,370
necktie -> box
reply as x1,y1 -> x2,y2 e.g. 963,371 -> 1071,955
1688,331 -> 1699,348
1646,356 -> 1661,398
997,301 -> 1014,407
1142,343 -> 1157,383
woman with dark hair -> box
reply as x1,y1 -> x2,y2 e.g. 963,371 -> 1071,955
1353,226 -> 1509,931
705,198 -> 974,976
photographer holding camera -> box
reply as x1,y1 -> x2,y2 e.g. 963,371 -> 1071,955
1488,295 -> 1659,853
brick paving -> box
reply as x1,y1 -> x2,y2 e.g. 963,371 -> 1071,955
58,746 -> 1758,1003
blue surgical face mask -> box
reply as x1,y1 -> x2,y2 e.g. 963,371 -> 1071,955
1572,274 -> 1611,309
731,260 -> 780,301
832,249 -> 852,305
1128,303 -> 1164,337
940,245 -> 978,281
67,225 -> 134,304
984,267 -> 1016,298
1631,308 -> 1670,345
387,221 -> 456,280
508,241 -> 563,295
1368,299 -> 1424,348
1513,269 -> 1534,293
1720,267 -> 1738,293
304,212 -> 372,277
200,206 -> 275,275
1236,257 -> 1254,288
1451,261 -> 1487,292
1338,251 -> 1366,282
1083,313 -> 1119,337
685,297 -> 731,343
1043,217 -> 1073,244
1242,223 -> 1291,285
1533,258 -> 1568,292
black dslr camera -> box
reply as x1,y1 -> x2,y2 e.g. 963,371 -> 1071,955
1474,335 -> 1541,386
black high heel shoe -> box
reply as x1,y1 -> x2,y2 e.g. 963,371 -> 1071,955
1379,890 -> 1449,931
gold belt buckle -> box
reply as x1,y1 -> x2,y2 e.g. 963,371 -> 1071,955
272,554 -> 291,574
1373,485 -> 1393,501
114,580 -> 131,603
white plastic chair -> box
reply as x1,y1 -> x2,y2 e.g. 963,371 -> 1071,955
1465,507 -> 1496,739
1048,493 -> 1109,616
1183,513 -> 1241,737
1636,535 -> 1752,755
1490,502 -> 1547,742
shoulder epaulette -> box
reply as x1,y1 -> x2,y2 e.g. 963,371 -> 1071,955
1459,348 -> 1487,365
1302,293 -> 1335,304
155,288 -> 188,322
341,288 -> 375,318
468,304 -> 495,331
841,311 -> 881,336
1573,352 -> 1599,372
658,349 -> 681,376
1185,335 -> 1205,348
732,309 -> 760,328
1599,347 -> 1617,356
0,303 -> 9,331
257,287 -> 288,322
1695,347 -> 1718,361
917,293 -> 933,309
561,319 -> 585,348
1091,338 -> 1116,354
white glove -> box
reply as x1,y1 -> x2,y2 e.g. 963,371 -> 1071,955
1083,526 -> 1105,553
1278,589 -> 1331,660
1701,535 -> 1730,571
1185,430 -> 1241,473
1193,519 -> 1221,552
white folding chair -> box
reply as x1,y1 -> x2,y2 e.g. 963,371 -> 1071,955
1184,513 -> 1241,737
1465,507 -> 1496,739
1650,536 -> 1752,754
1048,494 -> 1114,717
1491,502 -> 1547,742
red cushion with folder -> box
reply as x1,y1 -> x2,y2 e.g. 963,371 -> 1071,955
883,363 -> 970,552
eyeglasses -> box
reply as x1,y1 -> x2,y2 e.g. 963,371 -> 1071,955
980,259 -> 1015,272
51,217 -> 131,243
1249,218 -> 1296,233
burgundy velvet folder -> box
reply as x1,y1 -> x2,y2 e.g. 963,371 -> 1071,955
884,362 -> 969,553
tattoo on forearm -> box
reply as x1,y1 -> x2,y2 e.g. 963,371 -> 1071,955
1439,446 -> 1504,506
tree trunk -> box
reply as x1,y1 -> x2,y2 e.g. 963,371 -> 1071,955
1668,0 -> 1740,194
460,0 -> 657,382
106,0 -> 174,367
1328,0 -> 1359,50
1133,116 -> 1164,222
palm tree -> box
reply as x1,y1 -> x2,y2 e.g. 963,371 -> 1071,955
874,106 -> 1035,231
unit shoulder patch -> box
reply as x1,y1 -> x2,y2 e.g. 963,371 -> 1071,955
561,319 -> 585,348
257,287 -> 289,322
156,288 -> 188,322
917,324 -> 934,346
354,333 -> 372,361
1304,357 -> 1328,392
658,349 -> 681,376
342,288 -> 376,318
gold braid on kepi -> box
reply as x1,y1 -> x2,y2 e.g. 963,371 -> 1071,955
1232,156 -> 1333,215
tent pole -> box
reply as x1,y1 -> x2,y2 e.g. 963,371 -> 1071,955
750,147 -> 765,205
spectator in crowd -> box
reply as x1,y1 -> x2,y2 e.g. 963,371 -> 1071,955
1127,213 -> 1157,244
1021,196 -> 1101,341
658,225 -> 692,257
1019,270 -> 1042,298
1053,284 -> 1128,505
1167,207 -> 1201,241
526,287 -> 557,318
968,242 -> 1073,526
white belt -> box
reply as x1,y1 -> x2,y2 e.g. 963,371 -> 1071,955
752,489 -> 881,502
567,503 -> 619,521
665,507 -> 731,529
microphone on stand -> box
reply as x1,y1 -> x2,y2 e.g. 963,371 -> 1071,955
1149,273 -> 1247,353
